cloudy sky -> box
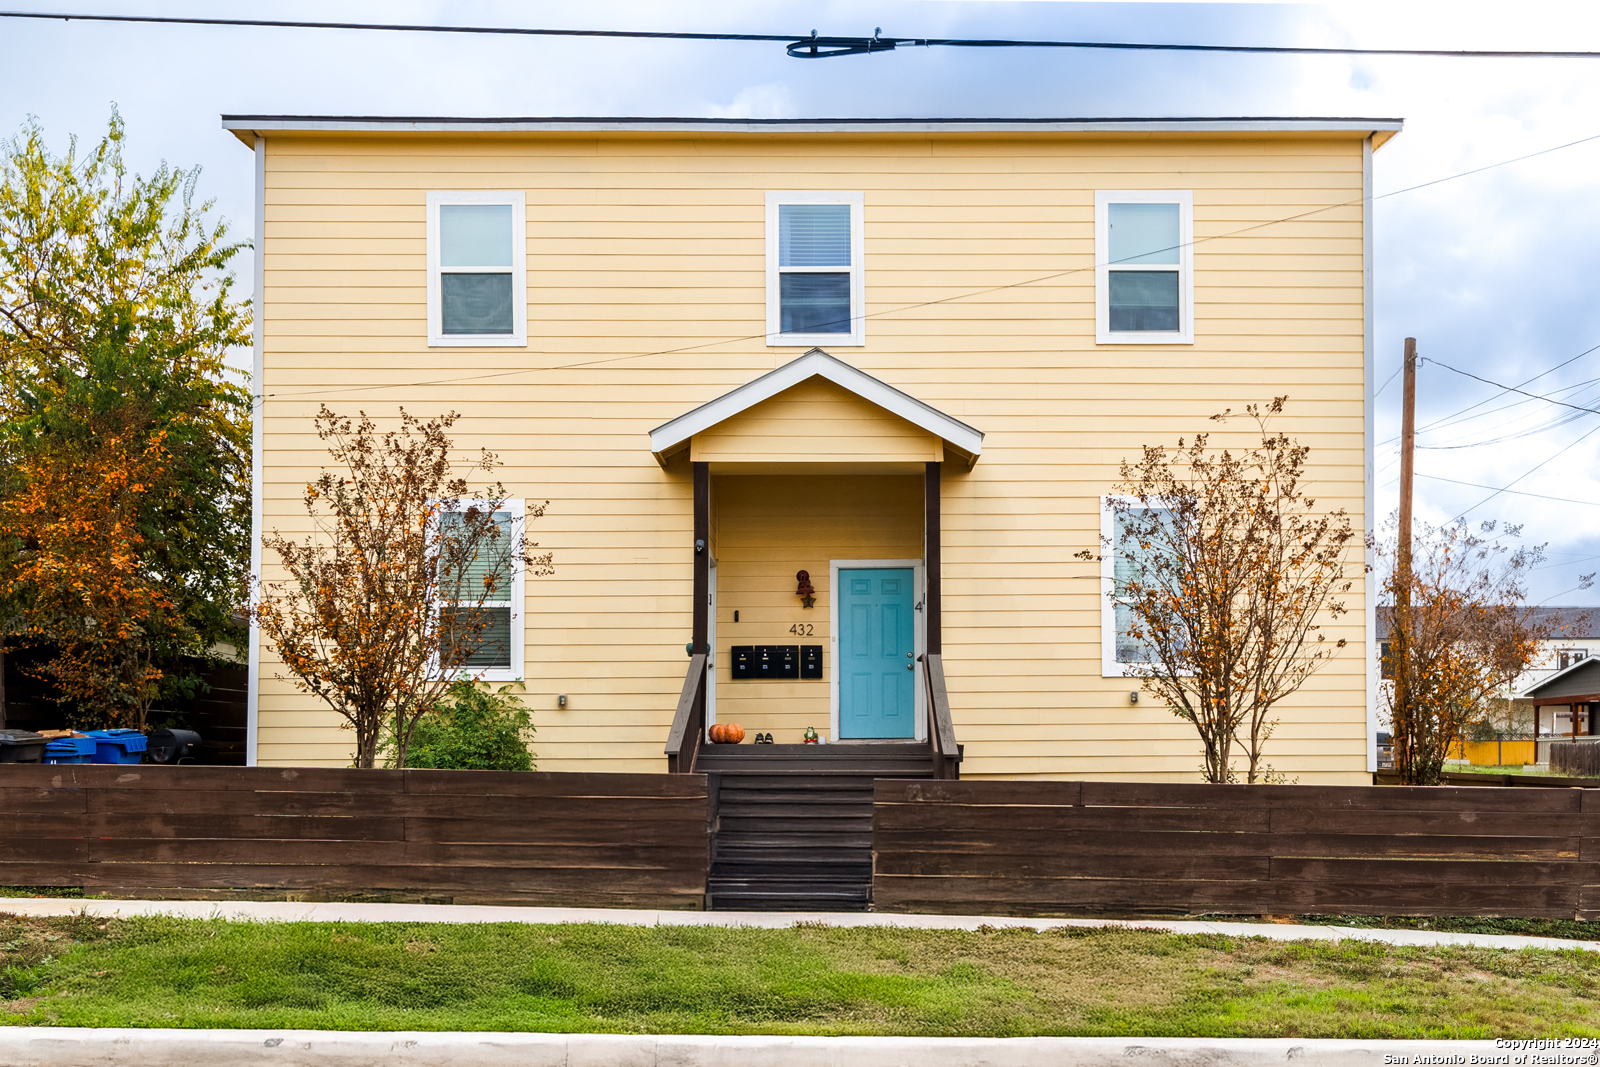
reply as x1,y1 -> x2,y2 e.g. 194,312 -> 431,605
6,0 -> 1600,602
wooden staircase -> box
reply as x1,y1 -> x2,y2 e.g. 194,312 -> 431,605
699,743 -> 938,911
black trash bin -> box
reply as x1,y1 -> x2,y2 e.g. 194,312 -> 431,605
0,729 -> 47,763
147,728 -> 202,764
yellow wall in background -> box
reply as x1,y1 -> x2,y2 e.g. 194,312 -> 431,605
710,473 -> 923,742
252,127 -> 1373,781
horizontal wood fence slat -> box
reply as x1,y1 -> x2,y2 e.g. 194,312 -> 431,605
873,779 -> 1600,919
0,765 -> 709,908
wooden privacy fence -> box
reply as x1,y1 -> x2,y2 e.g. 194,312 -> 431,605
873,779 -> 1600,919
0,765 -> 708,908
1553,742 -> 1600,779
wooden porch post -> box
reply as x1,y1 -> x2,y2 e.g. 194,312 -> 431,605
925,461 -> 942,656
693,462 -> 709,655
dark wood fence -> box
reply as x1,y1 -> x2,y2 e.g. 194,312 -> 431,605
1553,742 -> 1600,779
873,779 -> 1600,919
1,765 -> 708,908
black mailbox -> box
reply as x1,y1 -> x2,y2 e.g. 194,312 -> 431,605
801,644 -> 823,679
732,645 -> 801,680
762,644 -> 798,680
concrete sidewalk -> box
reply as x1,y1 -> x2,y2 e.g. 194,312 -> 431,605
0,1030 -> 1524,1067
4,895 -> 1597,953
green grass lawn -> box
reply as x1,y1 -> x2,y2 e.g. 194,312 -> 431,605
3,912 -> 1599,1038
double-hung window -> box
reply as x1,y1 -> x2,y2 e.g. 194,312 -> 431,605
766,191 -> 865,346
427,191 -> 526,347
1100,496 -> 1175,677
1095,190 -> 1193,345
438,499 -> 524,682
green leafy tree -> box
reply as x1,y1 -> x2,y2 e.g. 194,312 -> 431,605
0,109 -> 251,723
384,681 -> 535,771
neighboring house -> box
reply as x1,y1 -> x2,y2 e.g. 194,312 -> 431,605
1375,605 -> 1596,708
1519,656 -> 1600,741
230,114 -> 1397,783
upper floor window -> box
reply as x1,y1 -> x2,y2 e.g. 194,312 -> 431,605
427,191 -> 526,347
1095,190 -> 1193,345
1560,649 -> 1589,671
766,191 -> 864,346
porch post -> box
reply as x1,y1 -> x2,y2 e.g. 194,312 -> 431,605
693,462 -> 710,655
925,461 -> 942,656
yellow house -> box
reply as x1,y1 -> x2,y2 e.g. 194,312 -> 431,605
230,115 -> 1399,787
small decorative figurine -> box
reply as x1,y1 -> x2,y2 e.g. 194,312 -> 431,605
803,726 -> 819,744
795,570 -> 816,609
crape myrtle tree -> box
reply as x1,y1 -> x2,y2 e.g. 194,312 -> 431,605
0,109 -> 251,727
1077,398 -> 1356,784
253,407 -> 552,769
1377,515 -> 1572,785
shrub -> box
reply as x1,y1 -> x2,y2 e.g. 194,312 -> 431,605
383,681 -> 534,771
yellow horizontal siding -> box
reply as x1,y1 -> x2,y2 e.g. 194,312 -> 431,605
253,129 -> 1373,782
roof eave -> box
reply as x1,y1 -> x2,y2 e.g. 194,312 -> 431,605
222,115 -> 1404,139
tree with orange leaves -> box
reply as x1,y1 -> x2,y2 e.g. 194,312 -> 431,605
1079,398 -> 1356,783
0,409 -> 176,727
253,407 -> 551,768
0,110 -> 252,726
1377,516 -> 1569,785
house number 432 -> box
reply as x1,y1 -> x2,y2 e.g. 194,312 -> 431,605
789,623 -> 814,636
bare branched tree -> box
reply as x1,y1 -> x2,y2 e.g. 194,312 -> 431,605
252,407 -> 552,768
1077,397 -> 1356,783
1376,516 -> 1583,785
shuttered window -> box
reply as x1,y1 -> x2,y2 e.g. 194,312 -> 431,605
767,192 -> 865,346
1095,191 -> 1194,344
427,192 -> 526,347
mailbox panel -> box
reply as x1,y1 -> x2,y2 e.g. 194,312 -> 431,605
730,646 -> 753,680
801,644 -> 824,679
764,644 -> 799,680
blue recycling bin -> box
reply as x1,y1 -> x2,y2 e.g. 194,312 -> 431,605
85,728 -> 147,764
43,735 -> 97,764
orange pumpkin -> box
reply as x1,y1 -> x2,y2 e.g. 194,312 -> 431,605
725,723 -> 745,744
709,723 -> 726,744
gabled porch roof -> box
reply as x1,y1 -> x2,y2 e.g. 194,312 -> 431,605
648,349 -> 983,469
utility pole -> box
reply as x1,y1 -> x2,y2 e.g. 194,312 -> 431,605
1393,337 -> 1418,779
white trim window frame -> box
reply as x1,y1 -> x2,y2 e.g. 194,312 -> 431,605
766,191 -> 866,347
1099,495 -> 1176,678
435,497 -> 526,683
426,190 -> 527,347
1095,190 -> 1194,345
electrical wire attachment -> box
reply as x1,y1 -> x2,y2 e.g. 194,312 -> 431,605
787,28 -> 896,59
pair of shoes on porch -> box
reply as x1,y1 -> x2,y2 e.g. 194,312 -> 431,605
754,732 -> 774,744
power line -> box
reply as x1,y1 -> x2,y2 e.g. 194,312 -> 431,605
1427,359 -> 1600,419
255,129 -> 1600,406
1378,340 -> 1600,448
1416,473 -> 1600,508
8,11 -> 1600,60
1454,422 -> 1600,520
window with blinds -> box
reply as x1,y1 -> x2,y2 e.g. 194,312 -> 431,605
766,192 -> 865,346
427,192 -> 527,347
1100,497 -> 1178,677
1095,191 -> 1194,345
437,502 -> 524,680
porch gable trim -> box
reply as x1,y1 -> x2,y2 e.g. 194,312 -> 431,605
649,349 -> 983,465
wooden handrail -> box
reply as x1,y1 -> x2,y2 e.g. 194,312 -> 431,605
924,652 -> 961,779
665,652 -> 707,773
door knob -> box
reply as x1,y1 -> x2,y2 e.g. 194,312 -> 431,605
907,663 -> 914,670
906,652 -> 913,658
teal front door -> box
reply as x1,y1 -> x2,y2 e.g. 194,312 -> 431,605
838,567 -> 916,739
